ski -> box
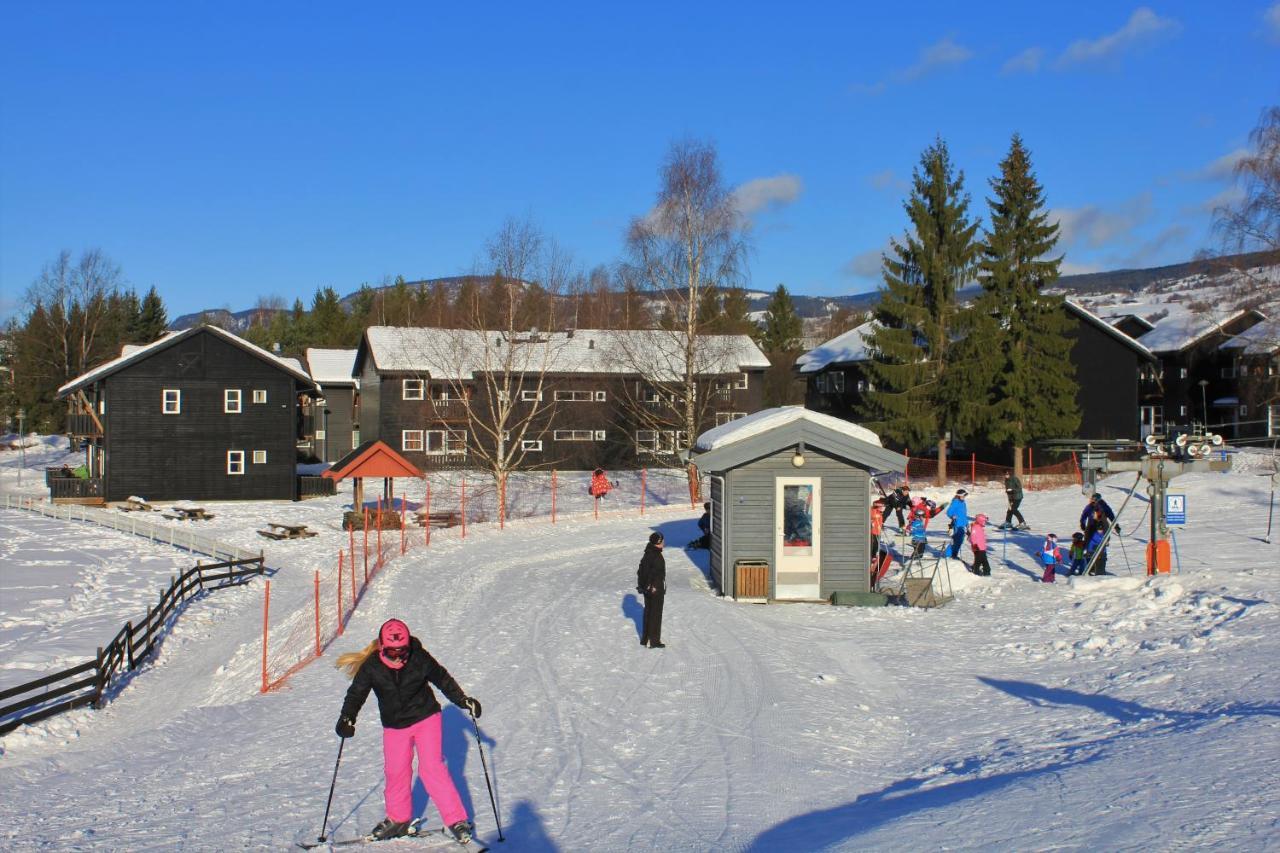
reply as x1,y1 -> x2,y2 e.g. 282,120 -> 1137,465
296,822 -> 488,851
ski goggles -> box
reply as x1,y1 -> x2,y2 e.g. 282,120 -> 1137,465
381,645 -> 410,662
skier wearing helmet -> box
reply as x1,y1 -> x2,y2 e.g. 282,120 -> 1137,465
334,618 -> 481,843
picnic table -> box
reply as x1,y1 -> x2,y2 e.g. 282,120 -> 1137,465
413,510 -> 462,529
258,522 -> 318,540
121,496 -> 154,512
163,504 -> 214,521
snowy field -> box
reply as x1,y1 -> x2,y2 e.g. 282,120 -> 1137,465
1,438 -> 1278,851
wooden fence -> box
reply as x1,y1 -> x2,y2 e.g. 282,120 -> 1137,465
0,556 -> 266,736
298,475 -> 336,498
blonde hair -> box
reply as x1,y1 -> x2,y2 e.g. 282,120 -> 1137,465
336,639 -> 379,679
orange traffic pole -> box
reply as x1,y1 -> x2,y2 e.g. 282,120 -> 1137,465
400,500 -> 406,554
260,580 -> 270,693
425,481 -> 431,546
594,494 -> 599,520
551,470 -> 557,524
348,523 -> 355,578
461,477 -> 467,539
363,509 -> 369,582
348,548 -> 356,604
313,570 -> 321,657
337,553 -> 344,636
971,453 -> 976,488
640,468 -> 646,516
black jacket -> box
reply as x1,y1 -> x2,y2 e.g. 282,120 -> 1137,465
340,637 -> 468,730
637,543 -> 666,594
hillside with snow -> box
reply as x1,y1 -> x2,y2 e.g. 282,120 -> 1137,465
1,437 -> 1278,850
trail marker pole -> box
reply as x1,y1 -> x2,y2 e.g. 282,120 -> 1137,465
260,580 -> 270,693
551,471 -> 557,524
640,468 -> 646,516
313,571 -> 321,657
461,477 -> 467,539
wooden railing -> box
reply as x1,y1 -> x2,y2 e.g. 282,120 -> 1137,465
298,475 -> 336,498
0,556 -> 266,736
65,412 -> 103,437
49,477 -> 104,500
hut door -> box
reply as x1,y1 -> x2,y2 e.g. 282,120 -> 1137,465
775,477 -> 821,600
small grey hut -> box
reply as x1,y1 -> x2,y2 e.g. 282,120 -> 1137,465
689,407 -> 906,602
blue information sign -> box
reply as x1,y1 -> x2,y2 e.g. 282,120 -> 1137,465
1165,493 -> 1186,525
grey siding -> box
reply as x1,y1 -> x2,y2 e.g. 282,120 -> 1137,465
710,475 -> 725,592
723,448 -> 870,598
315,387 -> 356,462
359,359 -> 381,443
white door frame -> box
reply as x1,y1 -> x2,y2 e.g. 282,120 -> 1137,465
775,476 -> 821,600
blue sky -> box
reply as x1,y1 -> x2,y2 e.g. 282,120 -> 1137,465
2,2 -> 1278,319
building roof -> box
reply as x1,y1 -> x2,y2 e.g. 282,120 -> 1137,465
690,406 -> 906,474
305,348 -> 359,387
1218,318 -> 1280,355
1064,300 -> 1158,361
359,327 -> 770,380
57,324 -> 318,398
323,439 -> 423,481
1105,313 -> 1156,332
1137,308 -> 1266,355
795,321 -> 876,373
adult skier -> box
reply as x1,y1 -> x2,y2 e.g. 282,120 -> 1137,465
637,532 -> 666,648
1001,472 -> 1028,530
334,618 -> 481,843
945,488 -> 970,560
881,484 -> 912,529
1079,492 -> 1116,532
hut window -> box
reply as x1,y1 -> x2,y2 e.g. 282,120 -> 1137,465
403,379 -> 425,400
402,430 -> 424,452
253,389 -> 268,403
253,450 -> 267,464
162,389 -> 181,414
227,450 -> 245,475
225,389 -> 242,413
521,439 -> 543,452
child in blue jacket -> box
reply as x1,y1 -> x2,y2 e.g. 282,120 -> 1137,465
1040,533 -> 1062,583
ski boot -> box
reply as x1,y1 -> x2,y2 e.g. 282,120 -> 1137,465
1015,523 -> 1030,531
449,820 -> 474,843
370,818 -> 412,841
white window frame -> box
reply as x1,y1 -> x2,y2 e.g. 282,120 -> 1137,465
594,390 -> 607,402
734,372 -> 749,390
1239,404 -> 1249,416
554,390 -> 594,402
594,430 -> 606,441
227,450 -> 245,475
1179,405 -> 1188,416
162,389 -> 181,415
636,429 -> 686,455
98,399 -> 105,414
521,439 -> 543,452
252,450 -> 267,464
314,429 -> 326,439
520,389 -> 542,402
402,430 -> 424,452
252,389 -> 268,404
636,430 -> 658,453
1269,404 -> 1280,437
715,411 -> 747,426
402,379 -> 424,400
424,429 -> 467,455
224,389 -> 242,413
1179,367 -> 1188,379
430,385 -> 455,402
553,429 -> 594,442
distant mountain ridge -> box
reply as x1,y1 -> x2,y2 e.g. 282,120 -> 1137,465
168,251 -> 1279,331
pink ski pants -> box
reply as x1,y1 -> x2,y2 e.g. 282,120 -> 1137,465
381,712 -> 467,825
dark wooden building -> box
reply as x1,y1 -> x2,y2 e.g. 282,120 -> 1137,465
304,348 -> 359,463
352,327 -> 770,471
1136,308 -> 1266,435
1214,318 -> 1280,440
798,301 -> 1161,446
57,325 -> 318,503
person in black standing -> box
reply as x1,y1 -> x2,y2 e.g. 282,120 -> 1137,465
882,484 -> 912,529
1001,473 -> 1027,530
637,532 -> 666,649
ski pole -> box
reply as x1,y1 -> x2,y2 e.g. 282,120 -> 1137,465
317,737 -> 345,843
468,706 -> 504,842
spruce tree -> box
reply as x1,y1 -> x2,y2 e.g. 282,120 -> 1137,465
137,286 -> 168,341
759,284 -> 803,352
309,286 -> 347,346
718,286 -> 755,335
861,138 -> 982,483
978,134 -> 1079,473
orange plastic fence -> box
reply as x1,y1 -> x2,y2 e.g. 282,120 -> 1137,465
895,454 -> 1080,491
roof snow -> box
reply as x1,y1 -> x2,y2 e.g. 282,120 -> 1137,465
795,321 -> 876,373
305,348 -> 359,386
694,406 -> 882,451
1138,308 -> 1265,354
361,327 -> 769,380
1219,318 -> 1280,355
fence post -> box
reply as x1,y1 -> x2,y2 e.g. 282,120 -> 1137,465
376,504 -> 383,569
461,477 -> 467,539
425,480 -> 431,546
641,468 -> 646,516
971,453 -> 976,488
260,580 -> 270,693
196,560 -> 204,593
905,450 -> 910,488
94,646 -> 105,708
551,470 -> 557,525
125,620 -> 135,670
594,495 -> 599,521
1029,447 -> 1035,490
400,501 -> 406,555
349,523 -> 356,576
337,553 -> 345,636
314,570 -> 321,658
363,509 -> 370,582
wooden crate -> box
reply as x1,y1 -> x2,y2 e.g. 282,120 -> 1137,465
735,560 -> 770,601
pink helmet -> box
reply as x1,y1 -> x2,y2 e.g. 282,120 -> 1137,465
378,618 -> 411,670
974,513 -> 988,525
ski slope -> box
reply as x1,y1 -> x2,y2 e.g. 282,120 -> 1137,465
0,447 -> 1277,850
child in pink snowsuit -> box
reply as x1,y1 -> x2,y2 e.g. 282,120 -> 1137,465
335,619 -> 482,843
969,513 -> 991,576
1040,534 -> 1062,583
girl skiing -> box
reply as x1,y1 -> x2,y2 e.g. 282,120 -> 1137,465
969,513 -> 991,576
1068,532 -> 1087,575
334,618 -> 481,842
588,468 -> 615,499
1040,534 -> 1062,583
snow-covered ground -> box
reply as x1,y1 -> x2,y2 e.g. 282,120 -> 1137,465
1,439 -> 1278,850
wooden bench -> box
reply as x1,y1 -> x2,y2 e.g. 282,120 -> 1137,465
120,496 -> 154,512
414,511 -> 462,529
169,505 -> 214,521
258,522 -> 317,540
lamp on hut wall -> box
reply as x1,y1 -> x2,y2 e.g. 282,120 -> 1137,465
792,441 -> 806,468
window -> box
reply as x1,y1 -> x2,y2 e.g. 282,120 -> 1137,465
1179,367 -> 1188,379
636,430 -> 686,455
162,389 -> 181,414
521,439 -> 543,452
1269,405 -> 1280,437
830,372 -> 845,393
224,389 -> 242,413
594,430 -> 606,441
714,379 -> 734,395
425,429 -> 467,455
1140,405 -> 1163,432
402,430 -> 424,452
636,430 -> 658,453
553,429 -> 594,441
715,411 -> 747,426
1179,405 -> 1188,416
638,385 -> 664,403
252,450 -> 267,464
227,450 -> 245,475
253,389 -> 267,404
520,389 -> 542,402
98,399 -> 105,414
595,391 -> 607,402
734,372 -> 749,390
402,379 -> 424,400
1239,404 -> 1249,416
314,429 -> 326,439
554,390 -> 595,402
1221,366 -> 1238,379
430,386 -> 455,402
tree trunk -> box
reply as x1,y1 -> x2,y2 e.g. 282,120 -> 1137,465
935,438 -> 948,486
1013,444 -> 1024,478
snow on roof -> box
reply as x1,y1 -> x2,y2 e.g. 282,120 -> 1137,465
694,406 -> 882,451
1218,318 -> 1280,355
1104,313 -> 1155,332
1064,300 -> 1157,360
362,327 -> 769,380
796,321 -> 876,373
58,325 -> 316,397
1137,308 -> 1264,354
305,348 -> 358,386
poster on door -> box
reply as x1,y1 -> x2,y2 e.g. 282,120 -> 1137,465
782,483 -> 814,554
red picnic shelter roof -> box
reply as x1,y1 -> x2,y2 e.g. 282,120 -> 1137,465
322,440 -> 423,481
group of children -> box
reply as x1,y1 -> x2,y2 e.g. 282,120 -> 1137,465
873,485 -> 1117,585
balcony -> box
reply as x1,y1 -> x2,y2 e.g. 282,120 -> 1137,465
48,475 -> 105,504
65,413 -> 103,437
